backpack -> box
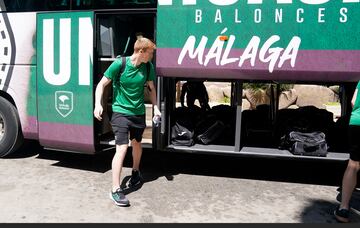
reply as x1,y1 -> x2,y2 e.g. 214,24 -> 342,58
170,106 -> 202,146
196,120 -> 225,145
171,122 -> 195,146
116,56 -> 152,91
280,131 -> 328,157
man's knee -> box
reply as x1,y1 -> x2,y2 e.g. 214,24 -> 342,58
348,159 -> 360,171
115,144 -> 128,154
131,139 -> 142,147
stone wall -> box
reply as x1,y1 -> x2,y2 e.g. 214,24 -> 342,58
170,82 -> 340,111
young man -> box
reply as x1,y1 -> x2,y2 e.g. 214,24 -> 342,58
334,81 -> 360,222
94,37 -> 161,207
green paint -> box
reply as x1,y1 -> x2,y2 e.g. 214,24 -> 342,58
37,12 -> 94,125
157,1 -> 360,50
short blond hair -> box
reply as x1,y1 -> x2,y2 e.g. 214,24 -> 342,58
134,36 -> 156,53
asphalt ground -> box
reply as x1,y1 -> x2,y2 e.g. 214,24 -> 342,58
0,141 -> 359,223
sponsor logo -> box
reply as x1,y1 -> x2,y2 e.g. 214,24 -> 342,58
55,91 -> 73,117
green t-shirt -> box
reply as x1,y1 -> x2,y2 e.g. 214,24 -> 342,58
104,57 -> 155,115
350,81 -> 360,126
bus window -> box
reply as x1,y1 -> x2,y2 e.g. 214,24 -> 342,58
98,18 -> 115,58
171,79 -> 236,147
2,0 -> 70,12
97,14 -> 155,58
72,0 -> 156,10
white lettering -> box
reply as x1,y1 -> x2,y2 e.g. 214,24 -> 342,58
248,0 -> 262,3
239,36 -> 260,67
340,8 -> 348,23
195,9 -> 202,23
221,35 -> 239,65
178,34 -> 301,73
209,0 -> 238,5
248,0 -> 293,3
157,0 -> 173,5
78,17 -> 93,86
43,19 -> 71,86
300,0 -> 330,4
296,8 -> 304,23
214,9 -> 222,23
178,36 -> 208,65
278,36 -> 301,68
259,35 -> 282,73
159,0 -> 358,5
318,8 -> 325,23
254,9 -> 262,23
204,36 -> 225,66
275,8 -> 283,23
235,9 -> 242,23
183,0 -> 197,5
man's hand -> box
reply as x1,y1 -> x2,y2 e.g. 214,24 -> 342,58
94,105 -> 104,121
153,105 -> 161,117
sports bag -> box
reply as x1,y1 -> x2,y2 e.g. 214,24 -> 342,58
196,120 -> 225,145
280,131 -> 328,157
171,122 -> 195,146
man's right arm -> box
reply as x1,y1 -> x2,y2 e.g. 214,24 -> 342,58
94,76 -> 112,121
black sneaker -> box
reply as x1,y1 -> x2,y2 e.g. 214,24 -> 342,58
334,206 -> 349,223
129,170 -> 142,187
109,188 -> 130,207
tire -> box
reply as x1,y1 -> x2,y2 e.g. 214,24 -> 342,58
0,96 -> 24,157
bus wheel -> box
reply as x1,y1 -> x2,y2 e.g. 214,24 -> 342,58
0,97 -> 23,157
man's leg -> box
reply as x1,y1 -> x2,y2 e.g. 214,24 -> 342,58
340,159 -> 360,209
112,144 -> 128,192
187,95 -> 196,109
131,139 -> 142,171
109,143 -> 130,206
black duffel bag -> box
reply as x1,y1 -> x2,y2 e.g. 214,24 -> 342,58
280,131 -> 328,157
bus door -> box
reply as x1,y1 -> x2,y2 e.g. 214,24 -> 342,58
37,12 -> 95,153
94,11 -> 156,147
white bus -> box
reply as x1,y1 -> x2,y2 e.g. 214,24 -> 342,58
0,0 -> 359,162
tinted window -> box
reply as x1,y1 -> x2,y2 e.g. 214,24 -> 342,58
97,14 -> 155,57
1,0 -> 155,12
73,0 -> 156,10
2,0 -> 70,12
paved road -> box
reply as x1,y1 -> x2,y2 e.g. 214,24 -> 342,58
0,141 -> 359,223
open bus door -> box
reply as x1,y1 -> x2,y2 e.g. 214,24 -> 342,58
37,12 -> 96,153
94,10 -> 156,149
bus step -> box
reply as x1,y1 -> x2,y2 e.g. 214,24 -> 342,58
100,137 -> 152,148
100,138 -> 115,146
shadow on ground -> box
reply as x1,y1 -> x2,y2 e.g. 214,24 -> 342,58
6,142 -> 358,189
300,199 -> 360,223
4,140 -> 41,159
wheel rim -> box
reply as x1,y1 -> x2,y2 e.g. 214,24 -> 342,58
0,113 -> 4,142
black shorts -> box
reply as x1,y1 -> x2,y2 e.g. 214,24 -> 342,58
110,112 -> 146,145
348,125 -> 360,161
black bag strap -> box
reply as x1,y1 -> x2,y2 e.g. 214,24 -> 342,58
145,62 -> 152,92
118,56 -> 126,79
117,56 -> 151,91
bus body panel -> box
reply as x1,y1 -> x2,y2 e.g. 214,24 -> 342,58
0,12 -> 38,139
156,1 -> 360,81
36,12 -> 95,153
